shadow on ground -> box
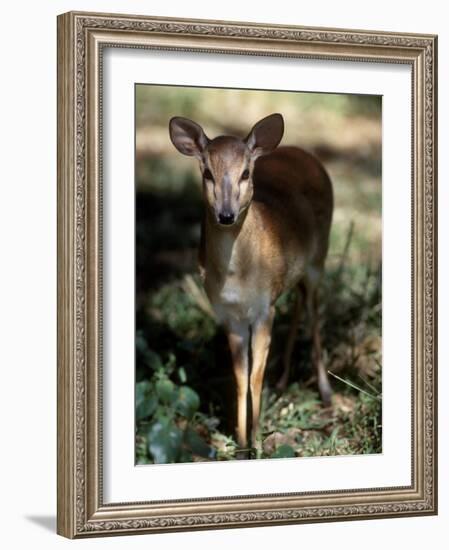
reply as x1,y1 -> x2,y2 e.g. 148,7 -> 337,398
25,515 -> 56,533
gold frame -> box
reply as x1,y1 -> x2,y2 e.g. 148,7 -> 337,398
57,11 -> 438,538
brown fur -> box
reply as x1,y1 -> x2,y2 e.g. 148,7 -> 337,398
200,146 -> 333,304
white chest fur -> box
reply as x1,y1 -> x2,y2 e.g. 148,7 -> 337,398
212,281 -> 271,326
206,249 -> 270,326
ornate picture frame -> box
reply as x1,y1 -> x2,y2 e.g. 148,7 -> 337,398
57,11 -> 437,538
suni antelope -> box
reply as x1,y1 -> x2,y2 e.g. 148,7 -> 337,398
169,113 -> 333,453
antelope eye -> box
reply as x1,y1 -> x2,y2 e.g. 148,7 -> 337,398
241,169 -> 250,180
203,169 -> 214,182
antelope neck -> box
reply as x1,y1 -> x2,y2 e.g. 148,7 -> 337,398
204,209 -> 248,275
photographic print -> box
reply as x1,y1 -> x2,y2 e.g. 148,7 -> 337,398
57,12 -> 436,537
135,85 -> 382,465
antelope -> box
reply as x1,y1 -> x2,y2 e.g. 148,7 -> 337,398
169,113 -> 333,454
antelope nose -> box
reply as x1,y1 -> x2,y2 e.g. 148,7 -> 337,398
218,212 -> 235,225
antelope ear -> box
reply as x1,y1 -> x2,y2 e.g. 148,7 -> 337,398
245,113 -> 284,158
169,116 -> 209,158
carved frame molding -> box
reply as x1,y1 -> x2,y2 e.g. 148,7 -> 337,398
57,11 -> 437,538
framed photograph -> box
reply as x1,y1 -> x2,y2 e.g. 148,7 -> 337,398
57,11 -> 438,538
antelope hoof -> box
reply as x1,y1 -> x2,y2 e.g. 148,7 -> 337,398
319,381 -> 333,407
251,436 -> 262,455
235,448 -> 251,460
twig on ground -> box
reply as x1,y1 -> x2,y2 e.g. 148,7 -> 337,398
327,370 -> 381,401
181,274 -> 216,319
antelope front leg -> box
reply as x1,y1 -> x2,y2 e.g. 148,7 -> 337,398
227,323 -> 250,451
250,307 -> 275,449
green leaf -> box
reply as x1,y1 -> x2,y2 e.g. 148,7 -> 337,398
136,333 -> 164,371
178,366 -> 187,384
165,352 -> 177,374
136,381 -> 157,420
184,427 -> 215,459
179,449 -> 194,463
135,331 -> 148,354
175,386 -> 200,419
145,349 -> 164,371
155,378 -> 176,405
136,380 -> 151,408
147,418 -> 183,463
136,394 -> 157,421
272,444 -> 296,459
